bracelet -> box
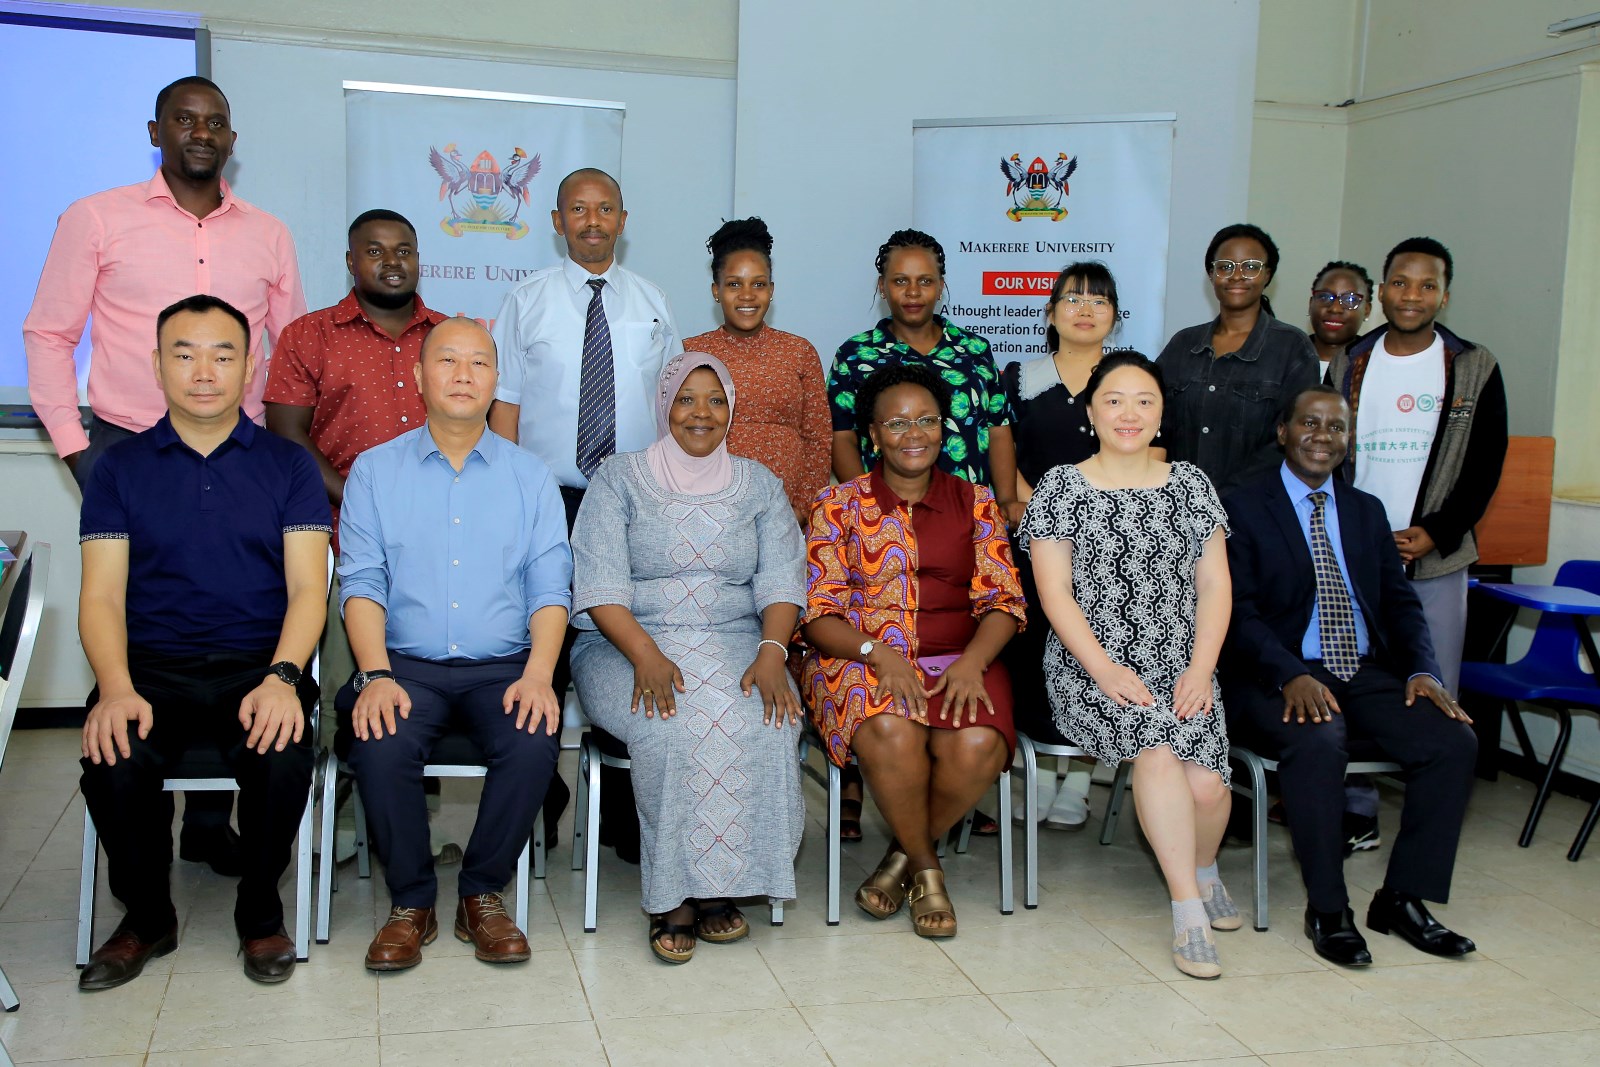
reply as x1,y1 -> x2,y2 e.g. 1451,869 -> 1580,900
757,639 -> 789,661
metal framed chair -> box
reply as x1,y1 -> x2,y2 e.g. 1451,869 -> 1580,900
78,695 -> 321,966
798,724 -> 1013,925
1461,560 -> 1600,860
1014,730 -> 1092,909
572,718 -> 787,934
0,537 -> 49,1012
1100,743 -> 1401,930
314,732 -> 540,942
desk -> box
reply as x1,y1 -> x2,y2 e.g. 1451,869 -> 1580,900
1474,582 -> 1600,675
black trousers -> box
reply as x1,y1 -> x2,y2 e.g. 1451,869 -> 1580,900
341,653 -> 558,908
1229,660 -> 1478,913
79,649 -> 315,940
76,417 -> 233,833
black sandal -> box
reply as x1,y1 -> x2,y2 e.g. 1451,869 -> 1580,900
840,798 -> 863,842
970,810 -> 999,837
648,915 -> 696,964
694,899 -> 749,944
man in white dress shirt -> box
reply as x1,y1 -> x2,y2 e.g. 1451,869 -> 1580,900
488,168 -> 682,860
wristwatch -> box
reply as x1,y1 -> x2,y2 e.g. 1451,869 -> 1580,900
267,660 -> 303,688
858,639 -> 876,661
353,669 -> 395,693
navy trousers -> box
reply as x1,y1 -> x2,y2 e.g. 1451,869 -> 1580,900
340,653 -> 558,908
1229,660 -> 1478,913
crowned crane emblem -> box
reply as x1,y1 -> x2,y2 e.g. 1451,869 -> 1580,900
1000,152 -> 1077,221
428,143 -> 542,238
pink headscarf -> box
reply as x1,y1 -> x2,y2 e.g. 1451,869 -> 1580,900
644,352 -> 737,496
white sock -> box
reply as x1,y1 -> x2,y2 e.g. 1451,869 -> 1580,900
1172,898 -> 1207,937
1061,766 -> 1092,799
1196,862 -> 1220,891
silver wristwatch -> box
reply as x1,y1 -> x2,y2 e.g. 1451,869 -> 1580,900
858,639 -> 876,660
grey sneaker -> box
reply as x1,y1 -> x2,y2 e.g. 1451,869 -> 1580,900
1172,925 -> 1221,979
1202,881 -> 1243,931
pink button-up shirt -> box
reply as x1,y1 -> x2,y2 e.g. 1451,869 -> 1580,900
22,171 -> 306,456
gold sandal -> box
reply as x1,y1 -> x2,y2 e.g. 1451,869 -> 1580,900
906,868 -> 956,939
854,849 -> 911,919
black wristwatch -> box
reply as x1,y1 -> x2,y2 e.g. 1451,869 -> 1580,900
353,668 -> 395,693
267,660 -> 303,688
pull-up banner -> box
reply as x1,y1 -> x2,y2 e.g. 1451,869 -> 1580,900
912,114 -> 1175,364
344,81 -> 624,330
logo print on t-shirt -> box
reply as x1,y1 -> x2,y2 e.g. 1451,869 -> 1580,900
1397,394 -> 1416,413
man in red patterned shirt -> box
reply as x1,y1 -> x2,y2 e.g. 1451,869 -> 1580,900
265,209 -> 445,526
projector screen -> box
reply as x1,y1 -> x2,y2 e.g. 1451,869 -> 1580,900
0,5 -> 199,409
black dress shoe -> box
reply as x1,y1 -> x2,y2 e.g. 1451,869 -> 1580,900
1367,887 -> 1476,957
179,825 -> 244,877
1304,906 -> 1373,967
79,921 -> 179,991
240,926 -> 297,984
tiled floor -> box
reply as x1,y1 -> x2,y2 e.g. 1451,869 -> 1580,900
2,725 -> 1599,1065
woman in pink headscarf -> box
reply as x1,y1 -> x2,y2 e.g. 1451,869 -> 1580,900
569,353 -> 808,964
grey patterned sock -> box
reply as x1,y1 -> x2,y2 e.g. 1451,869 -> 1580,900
1171,897 -> 1207,939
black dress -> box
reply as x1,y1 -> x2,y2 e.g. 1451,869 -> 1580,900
1000,357 -> 1098,739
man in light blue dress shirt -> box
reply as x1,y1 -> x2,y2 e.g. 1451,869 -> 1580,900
337,318 -> 572,972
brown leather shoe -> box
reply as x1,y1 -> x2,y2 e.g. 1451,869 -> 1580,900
454,893 -> 531,963
241,926 -> 297,984
366,906 -> 438,971
79,920 -> 178,991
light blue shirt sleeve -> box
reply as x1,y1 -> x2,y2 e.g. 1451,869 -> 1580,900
336,455 -> 390,614
519,459 -> 574,617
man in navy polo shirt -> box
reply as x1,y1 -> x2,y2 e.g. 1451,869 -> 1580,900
77,295 -> 332,990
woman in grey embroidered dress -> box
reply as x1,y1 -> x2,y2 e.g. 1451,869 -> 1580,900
570,352 -> 807,964
1017,352 -> 1237,980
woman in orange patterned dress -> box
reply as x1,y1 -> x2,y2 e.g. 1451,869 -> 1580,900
684,218 -> 832,525
800,364 -> 1025,938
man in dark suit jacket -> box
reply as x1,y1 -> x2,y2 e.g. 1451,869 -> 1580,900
1221,385 -> 1478,967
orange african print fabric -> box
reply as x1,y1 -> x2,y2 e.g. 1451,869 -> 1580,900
800,470 -> 1026,767
683,325 -> 832,521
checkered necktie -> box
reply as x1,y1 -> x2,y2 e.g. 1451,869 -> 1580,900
575,278 -> 616,479
1308,491 -> 1360,681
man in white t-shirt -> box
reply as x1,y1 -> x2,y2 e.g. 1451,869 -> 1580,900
1328,237 -> 1508,696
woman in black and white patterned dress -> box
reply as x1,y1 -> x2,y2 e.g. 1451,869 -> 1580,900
1017,352 -> 1237,981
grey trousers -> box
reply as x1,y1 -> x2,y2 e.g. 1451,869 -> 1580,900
1412,567 -> 1470,695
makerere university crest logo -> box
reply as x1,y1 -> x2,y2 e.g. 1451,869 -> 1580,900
428,143 -> 542,238
999,152 -> 1078,221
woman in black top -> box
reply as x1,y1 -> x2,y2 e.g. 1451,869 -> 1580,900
1000,262 -> 1121,829
1155,223 -> 1319,495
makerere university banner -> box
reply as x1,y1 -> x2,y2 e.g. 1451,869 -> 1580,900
345,82 -> 624,329
912,114 -> 1174,365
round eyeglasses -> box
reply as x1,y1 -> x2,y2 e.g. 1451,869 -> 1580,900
877,416 -> 943,435
1210,259 -> 1265,279
1059,294 -> 1112,314
1310,289 -> 1366,311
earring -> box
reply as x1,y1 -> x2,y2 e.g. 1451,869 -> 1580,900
1088,425 -> 1096,437
1155,427 -> 1162,439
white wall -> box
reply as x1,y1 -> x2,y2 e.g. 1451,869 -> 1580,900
71,0 -> 740,66
211,36 -> 736,340
732,0 -> 1262,357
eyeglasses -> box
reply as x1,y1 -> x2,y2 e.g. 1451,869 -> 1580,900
1210,259 -> 1266,279
1310,289 -> 1366,310
877,416 -> 943,435
1059,294 -> 1113,314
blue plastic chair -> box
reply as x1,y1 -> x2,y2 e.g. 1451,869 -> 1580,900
1460,560 -> 1600,860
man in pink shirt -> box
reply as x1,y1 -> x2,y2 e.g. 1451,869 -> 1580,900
22,75 -> 305,873
23,75 -> 305,489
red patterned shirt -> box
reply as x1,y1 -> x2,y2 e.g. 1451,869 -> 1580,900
264,291 -> 447,479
